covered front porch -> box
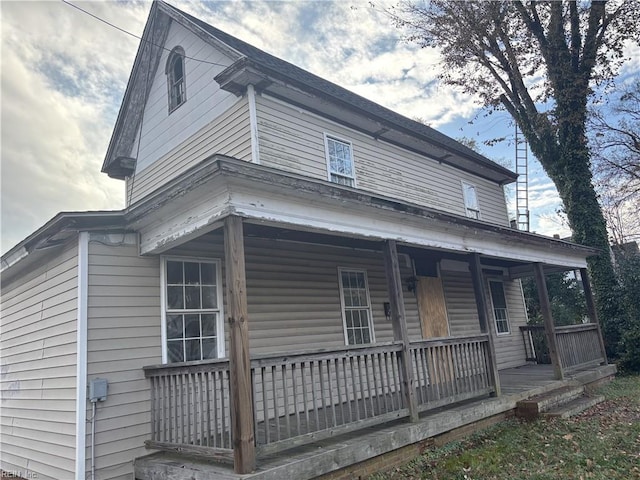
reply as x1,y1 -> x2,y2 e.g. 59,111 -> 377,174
128,157 -> 609,475
135,217 -> 607,476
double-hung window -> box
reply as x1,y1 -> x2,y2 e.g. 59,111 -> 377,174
488,280 -> 510,334
462,181 -> 480,219
338,269 -> 374,345
166,46 -> 186,112
325,135 -> 356,187
163,258 -> 223,362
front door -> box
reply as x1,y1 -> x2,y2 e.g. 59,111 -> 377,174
416,276 -> 449,339
415,275 -> 453,393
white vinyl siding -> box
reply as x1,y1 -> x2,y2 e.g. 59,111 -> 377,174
255,94 -> 510,225
491,279 -> 529,369
165,232 -> 422,354
0,241 -> 79,480
127,97 -> 251,204
167,232 -> 529,369
440,269 -> 482,338
85,236 -> 162,480
129,21 -> 241,182
440,268 -> 528,369
338,269 -> 374,345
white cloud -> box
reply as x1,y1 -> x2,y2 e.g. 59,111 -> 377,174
620,40 -> 640,78
1,1 -> 144,253
534,214 -> 572,239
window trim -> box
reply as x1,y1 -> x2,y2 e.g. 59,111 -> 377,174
166,46 -> 186,113
461,180 -> 481,219
488,279 -> 511,336
324,133 -> 357,187
160,256 -> 225,363
337,267 -> 375,345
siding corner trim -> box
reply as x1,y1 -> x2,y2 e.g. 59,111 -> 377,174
75,232 -> 89,480
247,84 -> 260,164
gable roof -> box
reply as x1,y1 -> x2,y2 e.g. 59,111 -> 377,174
102,1 -> 517,184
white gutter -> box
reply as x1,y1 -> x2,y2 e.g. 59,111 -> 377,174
247,84 -> 261,164
75,232 -> 89,480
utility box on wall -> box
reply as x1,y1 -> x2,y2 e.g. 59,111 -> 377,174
89,378 -> 108,403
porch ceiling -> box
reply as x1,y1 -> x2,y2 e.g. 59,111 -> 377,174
126,156 -> 598,272
241,225 -> 576,278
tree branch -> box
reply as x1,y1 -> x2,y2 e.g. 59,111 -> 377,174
580,0 -> 607,78
569,1 -> 581,72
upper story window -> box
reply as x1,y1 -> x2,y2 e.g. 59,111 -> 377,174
338,268 -> 374,345
488,280 -> 510,335
325,135 -> 356,187
162,257 -> 224,362
166,46 -> 186,113
462,181 -> 480,219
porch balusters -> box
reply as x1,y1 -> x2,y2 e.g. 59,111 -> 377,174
409,335 -> 495,410
519,267 -> 607,376
144,334 -> 498,459
251,344 -> 408,455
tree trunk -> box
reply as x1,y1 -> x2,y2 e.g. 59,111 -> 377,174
539,102 -> 624,355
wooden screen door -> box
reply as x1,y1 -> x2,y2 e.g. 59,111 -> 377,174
416,276 -> 453,392
416,276 -> 449,339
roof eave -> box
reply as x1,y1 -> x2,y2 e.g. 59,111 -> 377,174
101,2 -> 170,177
1,211 -> 127,274
215,60 -> 518,185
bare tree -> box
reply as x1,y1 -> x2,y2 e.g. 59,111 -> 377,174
591,80 -> 640,244
598,187 -> 640,244
388,0 -> 640,351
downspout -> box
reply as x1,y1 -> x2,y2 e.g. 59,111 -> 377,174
75,232 -> 89,480
247,84 -> 261,164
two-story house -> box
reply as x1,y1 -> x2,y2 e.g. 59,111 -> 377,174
0,2 -> 614,480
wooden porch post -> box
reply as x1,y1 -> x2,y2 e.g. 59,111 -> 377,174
469,253 -> 501,396
580,267 -> 608,365
224,215 -> 256,474
533,263 -> 564,380
382,240 -> 419,422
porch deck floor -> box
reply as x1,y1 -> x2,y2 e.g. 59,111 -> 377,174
135,363 -> 616,480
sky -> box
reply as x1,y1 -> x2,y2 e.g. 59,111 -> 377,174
1,0 -> 638,254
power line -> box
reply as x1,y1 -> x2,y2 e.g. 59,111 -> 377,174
60,0 -> 231,68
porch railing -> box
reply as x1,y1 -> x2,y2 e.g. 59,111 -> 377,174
556,324 -> 605,371
519,325 -> 549,364
520,324 -> 605,372
252,342 -> 407,455
143,359 -> 233,459
144,334 -> 497,459
410,334 -> 495,411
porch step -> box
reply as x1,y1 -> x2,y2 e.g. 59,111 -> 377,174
542,394 -> 605,419
516,385 -> 585,419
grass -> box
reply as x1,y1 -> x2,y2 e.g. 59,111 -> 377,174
370,375 -> 640,480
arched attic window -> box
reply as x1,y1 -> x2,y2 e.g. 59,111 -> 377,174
166,46 -> 186,112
